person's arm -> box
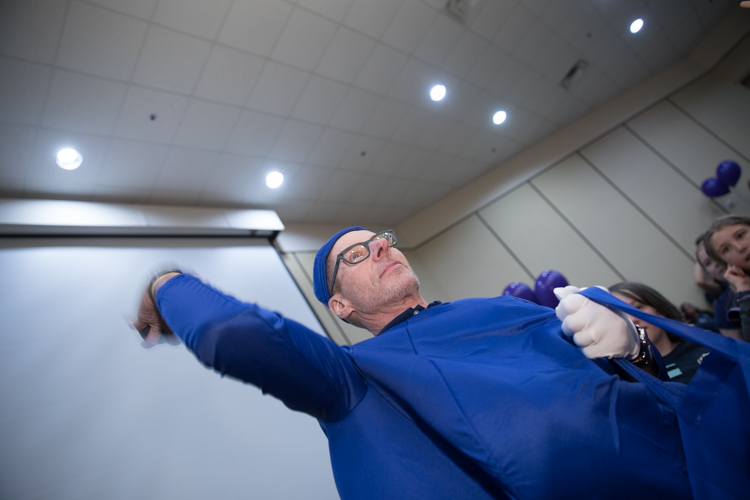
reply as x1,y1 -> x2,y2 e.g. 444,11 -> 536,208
724,265 -> 750,343
134,273 -> 367,422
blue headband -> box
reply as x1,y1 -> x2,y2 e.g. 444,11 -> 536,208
313,226 -> 368,305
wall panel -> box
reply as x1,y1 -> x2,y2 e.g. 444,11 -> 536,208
413,215 -> 533,301
581,126 -> 727,254
532,155 -> 704,305
479,183 -> 622,288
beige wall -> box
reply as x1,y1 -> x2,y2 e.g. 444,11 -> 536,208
282,30 -> 750,345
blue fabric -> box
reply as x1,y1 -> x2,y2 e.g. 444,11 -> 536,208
153,275 -> 737,499
579,287 -> 750,500
312,226 -> 367,305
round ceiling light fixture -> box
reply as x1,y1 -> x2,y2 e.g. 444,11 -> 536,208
266,171 -> 284,189
56,148 -> 83,170
630,18 -> 643,33
430,84 -> 446,102
493,110 -> 507,125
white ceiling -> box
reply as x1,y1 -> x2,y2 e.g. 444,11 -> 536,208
0,0 -> 737,226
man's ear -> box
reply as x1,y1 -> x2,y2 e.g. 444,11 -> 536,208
329,293 -> 354,321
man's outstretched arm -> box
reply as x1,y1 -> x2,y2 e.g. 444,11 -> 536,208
133,272 -> 367,422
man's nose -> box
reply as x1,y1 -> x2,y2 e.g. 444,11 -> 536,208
369,237 -> 389,261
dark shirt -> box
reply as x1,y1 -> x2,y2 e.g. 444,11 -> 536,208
662,340 -> 711,384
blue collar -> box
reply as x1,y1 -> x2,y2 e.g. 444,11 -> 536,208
379,301 -> 442,334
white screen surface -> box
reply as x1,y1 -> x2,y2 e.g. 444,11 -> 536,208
0,238 -> 338,500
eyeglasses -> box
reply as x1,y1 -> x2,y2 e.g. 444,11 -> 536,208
329,230 -> 397,295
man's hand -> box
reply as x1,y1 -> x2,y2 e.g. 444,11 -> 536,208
554,286 -> 640,360
724,265 -> 750,292
130,273 -> 180,347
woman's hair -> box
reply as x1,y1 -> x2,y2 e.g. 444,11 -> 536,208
703,215 -> 750,268
609,282 -> 683,343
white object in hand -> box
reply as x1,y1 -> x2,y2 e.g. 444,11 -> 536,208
554,286 -> 640,360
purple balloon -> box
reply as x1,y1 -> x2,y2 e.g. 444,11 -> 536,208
534,270 -> 569,308
503,282 -> 537,303
716,160 -> 741,187
701,177 -> 730,198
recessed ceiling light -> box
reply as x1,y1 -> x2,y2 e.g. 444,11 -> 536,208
630,18 -> 643,33
430,84 -> 446,102
266,171 -> 284,189
56,148 -> 82,170
493,111 -> 507,125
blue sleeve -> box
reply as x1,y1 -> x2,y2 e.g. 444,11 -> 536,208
156,274 -> 367,422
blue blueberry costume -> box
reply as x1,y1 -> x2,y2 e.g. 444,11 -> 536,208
154,228 -> 749,499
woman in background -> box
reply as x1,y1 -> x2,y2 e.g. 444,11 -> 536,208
704,215 -> 750,342
609,282 -> 711,384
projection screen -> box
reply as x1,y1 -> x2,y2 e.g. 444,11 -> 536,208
0,237 -> 338,500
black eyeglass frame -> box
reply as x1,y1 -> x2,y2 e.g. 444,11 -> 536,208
328,230 -> 397,297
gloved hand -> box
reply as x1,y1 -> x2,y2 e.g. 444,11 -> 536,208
554,286 -> 640,360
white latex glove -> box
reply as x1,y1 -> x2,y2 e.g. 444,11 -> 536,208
554,286 -> 640,360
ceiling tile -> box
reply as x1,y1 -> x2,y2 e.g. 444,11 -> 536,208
114,85 -> 189,143
306,127 -> 356,168
343,0 -> 405,39
131,25 -> 212,94
414,14 -> 465,67
369,141 -> 412,176
381,0 -> 438,54
354,44 -> 409,95
268,120 -> 324,163
200,153 -> 263,199
504,68 -> 540,106
174,99 -> 240,150
464,44 -> 509,89
399,146 -> 433,179
316,26 -> 376,84
438,120 -> 479,157
486,56 -> 524,97
271,200 -> 313,221
225,109 -> 285,157
153,146 -> 220,190
0,0 -> 66,64
393,105 -> 430,146
345,173 -> 391,204
532,36 -> 580,83
284,164 -> 336,201
377,176 -> 415,205
153,0 -> 232,40
363,97 -> 409,140
88,0 -> 158,20
494,5 -> 537,54
512,20 -> 552,63
317,168 -> 364,202
297,0 -> 354,23
329,87 -> 382,133
442,31 -> 487,79
218,0 -> 292,57
0,56 -> 49,126
97,138 -> 169,188
246,61 -> 310,116
305,200 -> 343,223
417,117 -> 456,151
26,129 -> 109,192
42,70 -> 128,135
0,123 -> 36,183
57,1 -> 148,81
147,188 -> 201,205
340,135 -> 386,172
271,8 -> 337,72
469,0 -> 518,41
194,46 -> 264,106
291,75 -> 348,125
385,58 -> 439,105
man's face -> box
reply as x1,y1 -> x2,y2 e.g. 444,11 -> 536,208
328,230 -> 419,313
